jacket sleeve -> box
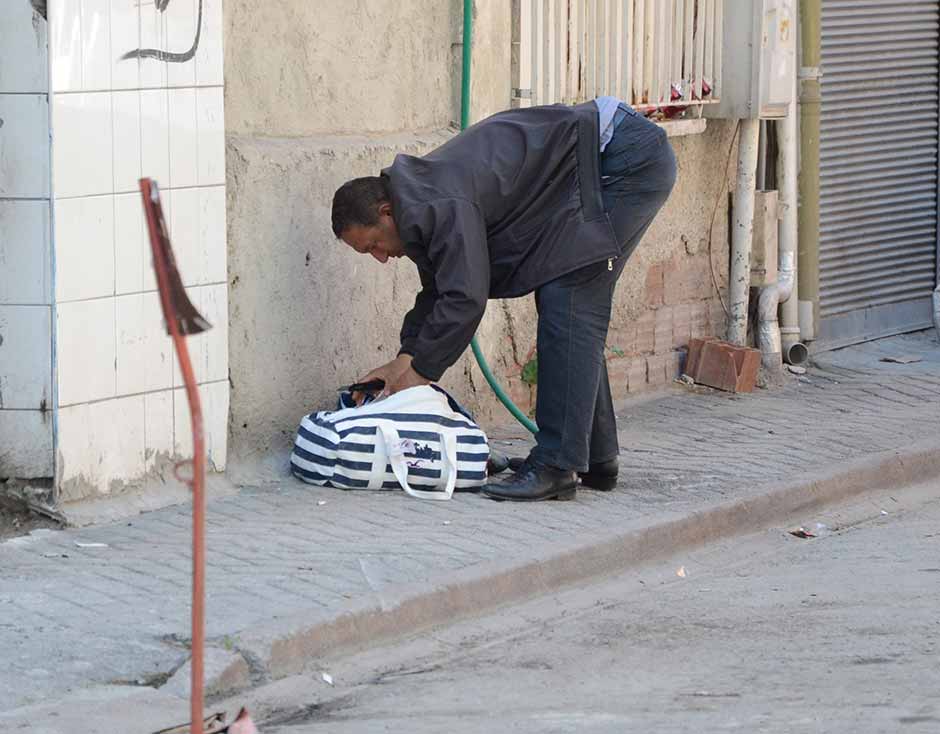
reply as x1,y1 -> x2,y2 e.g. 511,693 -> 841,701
401,198 -> 490,381
398,267 -> 436,357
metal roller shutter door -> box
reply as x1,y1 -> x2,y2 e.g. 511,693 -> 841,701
819,0 -> 939,348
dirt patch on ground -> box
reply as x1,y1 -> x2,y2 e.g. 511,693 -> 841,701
0,506 -> 60,541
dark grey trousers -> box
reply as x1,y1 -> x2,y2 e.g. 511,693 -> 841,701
531,107 -> 677,472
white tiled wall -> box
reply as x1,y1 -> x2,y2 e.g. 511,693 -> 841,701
46,0 -> 228,498
56,394 -> 147,501
0,3 -> 54,478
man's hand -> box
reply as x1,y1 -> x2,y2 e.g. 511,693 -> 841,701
387,365 -> 432,396
352,354 -> 414,405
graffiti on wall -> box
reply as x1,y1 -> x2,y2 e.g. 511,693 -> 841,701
122,0 -> 203,64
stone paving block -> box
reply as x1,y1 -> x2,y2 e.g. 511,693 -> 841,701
2,333 -> 940,711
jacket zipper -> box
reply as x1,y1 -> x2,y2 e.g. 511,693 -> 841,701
608,257 -> 615,271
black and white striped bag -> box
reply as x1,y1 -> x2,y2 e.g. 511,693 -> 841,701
290,385 -> 489,500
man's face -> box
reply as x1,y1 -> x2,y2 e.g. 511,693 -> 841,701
341,203 -> 405,264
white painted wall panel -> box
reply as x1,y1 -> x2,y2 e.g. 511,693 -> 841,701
0,410 -> 53,477
0,201 -> 52,306
0,2 -> 49,93
0,95 -> 50,198
0,305 -> 52,410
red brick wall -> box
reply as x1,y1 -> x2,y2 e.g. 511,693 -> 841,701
611,250 -> 728,394
495,250 -> 728,417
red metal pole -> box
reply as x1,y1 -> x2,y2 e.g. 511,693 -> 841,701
140,178 -> 206,734
182,339 -> 206,734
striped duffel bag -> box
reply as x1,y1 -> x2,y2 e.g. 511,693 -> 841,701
290,385 -> 489,500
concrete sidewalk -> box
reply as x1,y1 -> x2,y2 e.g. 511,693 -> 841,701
3,332 -> 940,715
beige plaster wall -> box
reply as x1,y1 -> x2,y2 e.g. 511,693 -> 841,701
223,1 -> 734,463
224,0 -> 463,136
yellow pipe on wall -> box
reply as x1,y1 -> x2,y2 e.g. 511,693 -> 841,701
797,0 -> 821,339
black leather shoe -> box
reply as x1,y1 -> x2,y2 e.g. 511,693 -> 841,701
486,449 -> 511,476
482,461 -> 577,502
507,456 -> 619,491
579,458 -> 619,491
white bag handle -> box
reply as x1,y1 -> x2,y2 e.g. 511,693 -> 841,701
378,423 -> 458,501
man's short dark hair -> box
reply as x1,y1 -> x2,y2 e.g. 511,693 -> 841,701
331,176 -> 390,237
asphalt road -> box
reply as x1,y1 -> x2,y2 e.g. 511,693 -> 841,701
246,482 -> 940,734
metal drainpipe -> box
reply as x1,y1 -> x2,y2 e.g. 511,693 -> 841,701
934,288 -> 940,336
798,0 -> 821,342
757,55 -> 808,368
934,286 -> 940,336
778,53 -> 805,363
727,118 -> 761,346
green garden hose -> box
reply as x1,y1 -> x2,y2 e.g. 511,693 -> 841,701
462,0 -> 539,435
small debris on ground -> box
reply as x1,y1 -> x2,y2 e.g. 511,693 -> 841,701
676,566 -> 687,578
880,355 -> 923,364
805,522 -> 835,538
322,672 -> 334,686
881,510 -> 889,516
786,364 -> 807,375
684,691 -> 742,699
443,520 -> 452,525
317,500 -> 327,506
41,552 -> 69,559
789,527 -> 815,539
74,541 -> 109,548
675,374 -> 695,386
0,497 -> 60,541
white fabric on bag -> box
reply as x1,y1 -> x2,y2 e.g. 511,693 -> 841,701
290,385 -> 489,499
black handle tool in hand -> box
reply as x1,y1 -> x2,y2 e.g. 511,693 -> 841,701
340,379 -> 386,394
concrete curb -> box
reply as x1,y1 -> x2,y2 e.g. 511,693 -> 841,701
212,439 -> 940,688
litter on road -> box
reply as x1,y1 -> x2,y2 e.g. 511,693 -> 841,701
789,528 -> 815,539
880,355 -> 923,364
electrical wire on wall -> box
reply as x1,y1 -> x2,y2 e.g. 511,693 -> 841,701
707,120 -> 742,317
